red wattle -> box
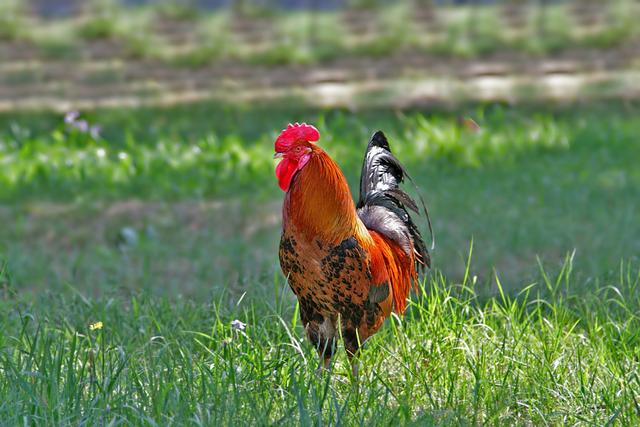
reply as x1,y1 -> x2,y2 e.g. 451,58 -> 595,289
276,157 -> 297,191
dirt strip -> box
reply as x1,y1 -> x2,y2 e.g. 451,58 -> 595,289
1,69 -> 638,112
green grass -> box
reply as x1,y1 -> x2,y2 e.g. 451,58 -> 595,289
1,103 -> 634,202
0,256 -> 638,424
1,102 -> 640,424
1,103 -> 639,289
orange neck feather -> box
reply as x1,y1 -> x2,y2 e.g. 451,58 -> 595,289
284,148 -> 368,244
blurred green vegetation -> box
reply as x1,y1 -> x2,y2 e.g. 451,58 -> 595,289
1,102 -> 639,295
1,0 -> 639,66
0,102 -> 637,203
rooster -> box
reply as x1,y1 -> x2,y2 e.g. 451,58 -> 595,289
275,123 -> 430,371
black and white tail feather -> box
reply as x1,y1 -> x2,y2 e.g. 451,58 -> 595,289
356,131 -> 432,272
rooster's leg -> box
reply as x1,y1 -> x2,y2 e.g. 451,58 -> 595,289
318,338 -> 335,368
306,318 -> 336,373
343,328 -> 362,380
321,354 -> 332,370
314,340 -> 334,376
346,349 -> 361,381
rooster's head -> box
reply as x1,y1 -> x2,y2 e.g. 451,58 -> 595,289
273,123 -> 319,191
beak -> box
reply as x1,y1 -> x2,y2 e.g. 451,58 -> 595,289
273,152 -> 284,159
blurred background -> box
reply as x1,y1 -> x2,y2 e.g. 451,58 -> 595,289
1,0 -> 639,300
1,0 -> 639,109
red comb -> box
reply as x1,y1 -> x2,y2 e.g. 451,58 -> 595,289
275,123 -> 320,152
